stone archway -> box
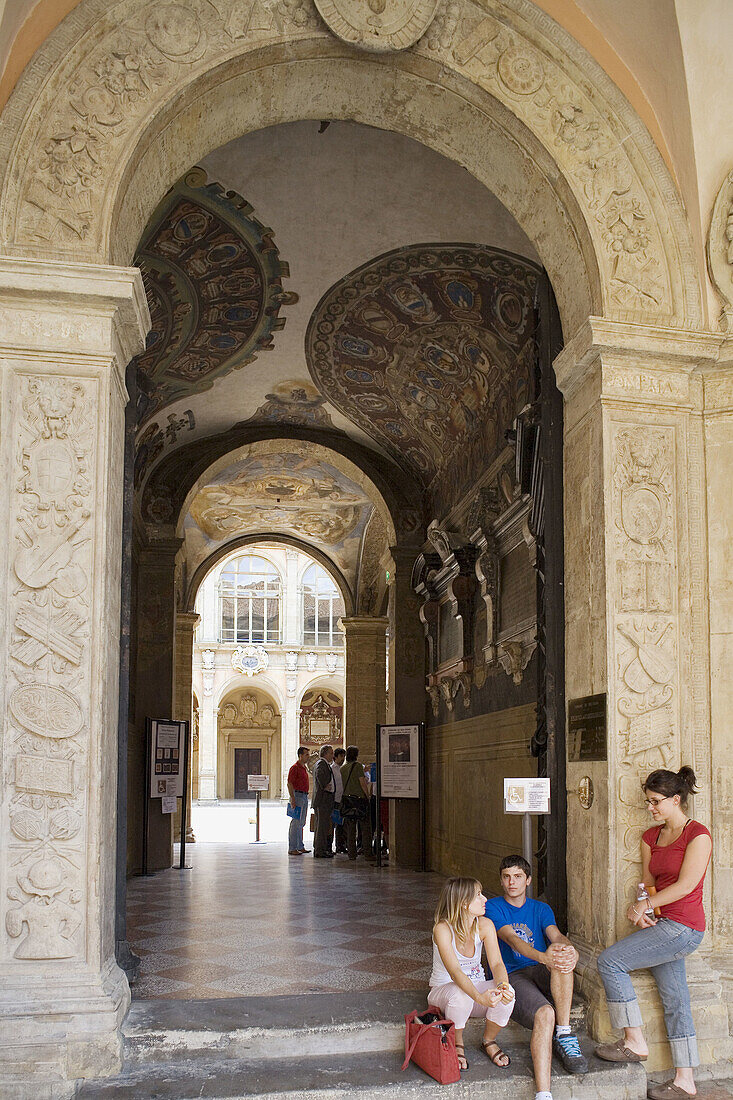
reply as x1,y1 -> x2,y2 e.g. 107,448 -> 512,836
0,1 -> 730,1091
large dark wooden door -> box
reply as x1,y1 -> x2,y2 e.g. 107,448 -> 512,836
234,748 -> 262,799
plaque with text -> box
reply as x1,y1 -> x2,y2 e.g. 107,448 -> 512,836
567,694 -> 607,761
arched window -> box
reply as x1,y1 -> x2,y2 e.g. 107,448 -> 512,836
219,555 -> 281,644
302,564 -> 344,648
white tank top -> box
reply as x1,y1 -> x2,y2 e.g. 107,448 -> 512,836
429,924 -> 484,988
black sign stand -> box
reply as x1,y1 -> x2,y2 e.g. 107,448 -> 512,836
376,722 -> 426,871
375,725 -> 383,868
177,719 -> 191,870
142,717 -> 152,876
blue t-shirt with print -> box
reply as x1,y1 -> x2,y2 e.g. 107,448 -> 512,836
484,896 -> 556,975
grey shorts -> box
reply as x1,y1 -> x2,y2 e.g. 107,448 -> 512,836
508,964 -> 553,1030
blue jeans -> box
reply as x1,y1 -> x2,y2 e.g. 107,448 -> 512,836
288,791 -> 308,851
597,918 -> 704,1067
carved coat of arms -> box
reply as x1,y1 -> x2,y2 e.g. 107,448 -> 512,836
313,0 -> 441,51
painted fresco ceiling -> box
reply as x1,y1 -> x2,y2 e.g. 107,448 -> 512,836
133,121 -> 540,503
183,451 -> 373,591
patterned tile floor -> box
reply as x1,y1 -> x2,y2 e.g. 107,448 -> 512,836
126,802 -> 444,1000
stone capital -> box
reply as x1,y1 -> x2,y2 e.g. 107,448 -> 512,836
175,612 -> 201,635
340,616 -> 389,639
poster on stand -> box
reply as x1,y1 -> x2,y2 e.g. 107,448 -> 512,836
379,724 -> 420,798
149,719 -> 187,798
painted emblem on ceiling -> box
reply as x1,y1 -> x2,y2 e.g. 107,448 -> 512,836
305,244 -> 540,511
245,380 -> 334,429
134,166 -> 297,427
314,0 -> 441,51
187,452 -> 371,553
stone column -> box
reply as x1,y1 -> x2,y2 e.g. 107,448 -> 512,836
554,317 -> 732,1069
341,617 -> 388,760
129,531 -> 181,873
197,652 -> 218,802
172,612 -> 199,843
0,259 -> 148,1087
387,547 -> 427,869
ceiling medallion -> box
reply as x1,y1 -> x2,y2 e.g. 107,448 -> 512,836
231,644 -> 269,677
313,0 -> 441,52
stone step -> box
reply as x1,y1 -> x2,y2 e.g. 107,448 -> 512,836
76,1045 -> 647,1100
122,991 -> 587,1065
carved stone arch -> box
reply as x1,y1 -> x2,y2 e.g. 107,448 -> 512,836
0,0 -> 702,334
184,533 -> 356,615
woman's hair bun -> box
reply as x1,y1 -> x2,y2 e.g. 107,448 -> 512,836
677,765 -> 699,796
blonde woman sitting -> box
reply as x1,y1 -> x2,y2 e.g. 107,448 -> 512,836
430,876 -> 516,1071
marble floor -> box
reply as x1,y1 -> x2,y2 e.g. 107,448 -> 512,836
126,802 -> 443,1000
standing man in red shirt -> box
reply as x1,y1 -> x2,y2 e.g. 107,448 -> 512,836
287,746 -> 311,855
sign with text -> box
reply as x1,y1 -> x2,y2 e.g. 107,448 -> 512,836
149,719 -> 186,798
504,777 -> 551,814
161,795 -> 177,814
247,774 -> 269,791
378,724 -> 420,799
568,693 -> 607,761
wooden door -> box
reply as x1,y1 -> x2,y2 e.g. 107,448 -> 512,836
234,748 -> 262,799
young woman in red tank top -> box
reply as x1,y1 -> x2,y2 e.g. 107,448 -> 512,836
595,767 -> 711,1099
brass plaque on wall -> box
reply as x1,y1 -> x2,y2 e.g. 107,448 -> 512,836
567,693 -> 607,761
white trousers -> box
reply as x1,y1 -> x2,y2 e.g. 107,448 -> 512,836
428,978 -> 515,1030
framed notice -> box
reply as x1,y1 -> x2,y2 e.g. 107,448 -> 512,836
504,777 -> 551,814
567,693 -> 607,761
149,719 -> 186,798
378,724 -> 420,799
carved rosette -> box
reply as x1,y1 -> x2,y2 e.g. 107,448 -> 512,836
611,423 -> 679,913
4,376 -> 95,960
313,0 -> 441,51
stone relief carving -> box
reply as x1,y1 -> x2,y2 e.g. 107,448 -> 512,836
231,644 -> 269,676
313,0 -> 441,52
611,424 -> 678,912
5,375 -> 95,959
285,650 -> 298,671
220,692 -> 277,728
707,167 -> 733,331
2,0 -> 677,325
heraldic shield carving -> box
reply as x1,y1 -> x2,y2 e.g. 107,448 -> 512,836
313,0 -> 441,51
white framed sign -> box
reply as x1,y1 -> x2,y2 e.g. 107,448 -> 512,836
379,724 -> 420,799
161,795 -> 177,814
247,774 -> 269,791
504,777 -> 551,814
149,719 -> 186,798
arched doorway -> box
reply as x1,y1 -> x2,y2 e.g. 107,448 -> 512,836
0,3 -> 723,1090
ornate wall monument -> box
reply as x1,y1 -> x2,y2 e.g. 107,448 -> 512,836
0,0 -> 731,1093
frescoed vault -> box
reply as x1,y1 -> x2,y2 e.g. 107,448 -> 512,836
134,167 -> 297,426
184,450 -> 374,587
306,244 -> 541,512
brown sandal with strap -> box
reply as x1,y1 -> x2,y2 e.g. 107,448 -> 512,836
455,1043 -> 468,1071
481,1040 -> 511,1067
595,1038 -> 648,1063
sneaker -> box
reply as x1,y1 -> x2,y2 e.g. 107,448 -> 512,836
552,1032 -> 588,1074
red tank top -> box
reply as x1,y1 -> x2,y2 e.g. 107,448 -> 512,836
643,819 -> 711,931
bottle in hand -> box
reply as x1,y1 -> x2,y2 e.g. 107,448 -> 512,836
636,882 -> 656,921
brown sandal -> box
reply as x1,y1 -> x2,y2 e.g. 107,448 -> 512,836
481,1040 -> 511,1067
595,1038 -> 648,1063
647,1084 -> 696,1099
455,1043 -> 468,1071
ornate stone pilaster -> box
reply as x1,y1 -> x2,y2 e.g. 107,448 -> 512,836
555,317 -> 733,1069
0,259 -> 149,1088
341,616 -> 388,760
388,547 -> 427,869
172,612 -> 199,844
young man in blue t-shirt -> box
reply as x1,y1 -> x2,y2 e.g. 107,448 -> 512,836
484,855 -> 587,1100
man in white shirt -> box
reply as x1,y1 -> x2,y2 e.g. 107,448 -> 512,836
331,747 -> 346,853
312,745 -> 336,858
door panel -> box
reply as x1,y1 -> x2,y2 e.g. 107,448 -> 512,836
234,748 -> 262,799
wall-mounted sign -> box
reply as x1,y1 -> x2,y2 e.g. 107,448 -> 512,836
247,774 -> 269,791
504,777 -> 550,814
567,693 -> 607,761
161,795 -> 177,814
149,719 -> 187,798
378,724 -> 420,799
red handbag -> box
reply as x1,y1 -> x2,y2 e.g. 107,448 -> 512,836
401,1006 -> 461,1084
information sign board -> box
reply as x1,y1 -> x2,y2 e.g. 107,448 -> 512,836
567,694 -> 607,761
161,795 -> 177,814
149,719 -> 186,798
247,774 -> 269,791
504,777 -> 551,814
378,724 -> 420,798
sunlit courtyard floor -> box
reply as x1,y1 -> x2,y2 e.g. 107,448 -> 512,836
126,801 -> 442,999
